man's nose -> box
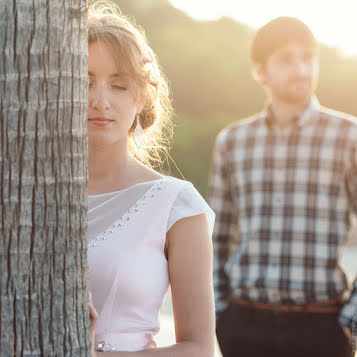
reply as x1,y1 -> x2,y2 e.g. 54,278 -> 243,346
92,87 -> 110,110
294,61 -> 310,77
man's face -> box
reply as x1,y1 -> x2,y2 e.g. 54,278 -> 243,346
255,42 -> 319,105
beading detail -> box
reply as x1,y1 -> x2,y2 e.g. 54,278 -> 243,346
97,341 -> 117,352
88,180 -> 164,249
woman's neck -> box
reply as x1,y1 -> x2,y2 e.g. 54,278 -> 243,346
88,140 -> 132,194
88,138 -> 163,195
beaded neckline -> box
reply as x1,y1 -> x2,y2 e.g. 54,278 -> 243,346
88,178 -> 166,249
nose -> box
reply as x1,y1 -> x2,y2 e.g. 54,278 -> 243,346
294,61 -> 310,77
91,85 -> 111,111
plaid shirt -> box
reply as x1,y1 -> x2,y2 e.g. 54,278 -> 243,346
209,99 -> 357,328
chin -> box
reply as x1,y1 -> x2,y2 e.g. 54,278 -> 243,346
280,91 -> 312,105
88,133 -> 119,147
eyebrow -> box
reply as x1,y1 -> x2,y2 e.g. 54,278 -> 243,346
88,72 -> 130,79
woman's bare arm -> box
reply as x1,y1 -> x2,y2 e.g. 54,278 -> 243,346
91,214 -> 215,357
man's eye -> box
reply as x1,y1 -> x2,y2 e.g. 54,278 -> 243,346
280,55 -> 292,64
89,81 -> 94,88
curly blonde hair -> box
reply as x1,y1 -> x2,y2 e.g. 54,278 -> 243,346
87,1 -> 173,168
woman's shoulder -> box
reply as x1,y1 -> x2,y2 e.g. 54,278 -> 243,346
164,177 -> 206,210
163,176 -> 215,234
162,176 -> 200,199
131,163 -> 163,183
164,175 -> 192,187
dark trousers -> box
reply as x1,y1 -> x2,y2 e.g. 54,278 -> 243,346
216,302 -> 353,357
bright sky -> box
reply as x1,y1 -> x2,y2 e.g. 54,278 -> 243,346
168,0 -> 357,56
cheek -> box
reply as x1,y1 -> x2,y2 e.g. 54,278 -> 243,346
124,97 -> 140,118
265,69 -> 285,87
116,101 -> 137,120
87,90 -> 97,109
113,98 -> 138,129
264,63 -> 287,84
88,99 -> 94,111
311,63 -> 319,77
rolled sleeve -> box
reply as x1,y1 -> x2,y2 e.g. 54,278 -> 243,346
208,129 -> 238,318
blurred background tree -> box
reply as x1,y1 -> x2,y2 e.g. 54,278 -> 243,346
118,0 -> 357,196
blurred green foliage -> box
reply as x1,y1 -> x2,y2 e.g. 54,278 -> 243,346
116,0 -> 357,197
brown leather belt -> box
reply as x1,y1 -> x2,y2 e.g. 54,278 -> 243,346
229,295 -> 343,313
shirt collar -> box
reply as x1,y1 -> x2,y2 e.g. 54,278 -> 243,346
262,97 -> 320,131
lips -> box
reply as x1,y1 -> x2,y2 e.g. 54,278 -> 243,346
289,77 -> 309,85
88,117 -> 114,126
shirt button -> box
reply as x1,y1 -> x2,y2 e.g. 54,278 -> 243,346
276,195 -> 283,204
271,291 -> 279,302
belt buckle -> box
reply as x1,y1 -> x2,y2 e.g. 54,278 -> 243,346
273,302 -> 283,315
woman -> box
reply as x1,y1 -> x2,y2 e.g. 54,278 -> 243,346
86,2 -> 215,356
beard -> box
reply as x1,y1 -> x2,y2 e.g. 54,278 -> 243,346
273,78 -> 316,104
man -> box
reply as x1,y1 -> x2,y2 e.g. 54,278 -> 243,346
209,16 -> 357,357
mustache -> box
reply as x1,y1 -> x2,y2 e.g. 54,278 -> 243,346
287,77 -> 310,84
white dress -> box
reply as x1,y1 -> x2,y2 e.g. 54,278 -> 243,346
87,176 -> 215,352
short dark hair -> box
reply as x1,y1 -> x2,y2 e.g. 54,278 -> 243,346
250,16 -> 317,65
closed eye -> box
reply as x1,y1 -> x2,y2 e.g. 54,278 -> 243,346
111,84 -> 127,90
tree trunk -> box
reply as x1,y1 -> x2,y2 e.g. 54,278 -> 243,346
0,1 -> 89,356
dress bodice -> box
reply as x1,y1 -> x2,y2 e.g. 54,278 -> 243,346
87,176 -> 214,352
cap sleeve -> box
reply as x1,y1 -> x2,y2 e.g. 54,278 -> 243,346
166,182 -> 215,235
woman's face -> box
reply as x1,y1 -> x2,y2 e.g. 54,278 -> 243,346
88,41 -> 142,147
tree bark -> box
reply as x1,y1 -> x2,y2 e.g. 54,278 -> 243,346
0,1 -> 89,356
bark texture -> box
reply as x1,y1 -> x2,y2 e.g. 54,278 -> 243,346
0,1 -> 89,355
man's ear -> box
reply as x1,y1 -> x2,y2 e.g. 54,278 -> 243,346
251,62 -> 267,86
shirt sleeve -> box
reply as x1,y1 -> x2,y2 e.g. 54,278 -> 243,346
339,279 -> 357,329
346,141 -> 357,215
340,142 -> 357,330
208,129 -> 238,319
166,182 -> 215,236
